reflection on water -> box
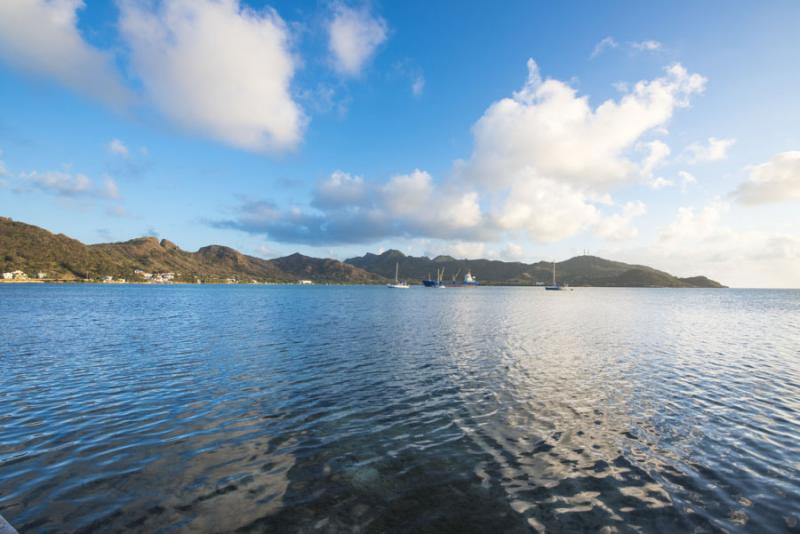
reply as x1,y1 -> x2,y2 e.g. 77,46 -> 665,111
1,285 -> 799,532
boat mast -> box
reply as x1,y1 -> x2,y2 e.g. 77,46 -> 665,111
395,262 -> 399,283
552,262 -> 556,286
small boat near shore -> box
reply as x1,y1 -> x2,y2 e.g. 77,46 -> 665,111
387,262 -> 410,289
545,262 -> 565,291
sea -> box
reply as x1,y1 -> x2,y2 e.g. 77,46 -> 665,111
1,284 -> 799,532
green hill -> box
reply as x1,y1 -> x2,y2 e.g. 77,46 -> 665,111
345,250 -> 726,288
0,217 -> 725,287
0,217 -> 383,284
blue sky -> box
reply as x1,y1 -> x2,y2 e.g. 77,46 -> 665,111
1,0 -> 799,287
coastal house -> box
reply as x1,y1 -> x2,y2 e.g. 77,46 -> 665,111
298,279 -> 313,285
150,272 -> 175,283
2,272 -> 12,280
37,272 -> 47,279
6,270 -> 28,280
135,269 -> 154,280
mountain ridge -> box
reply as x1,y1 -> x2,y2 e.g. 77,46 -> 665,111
0,217 -> 725,287
345,250 -> 726,288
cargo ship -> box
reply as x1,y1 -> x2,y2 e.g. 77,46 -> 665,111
423,269 -> 479,287
422,267 -> 446,288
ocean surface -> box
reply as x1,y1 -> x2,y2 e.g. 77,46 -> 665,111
1,285 -> 799,533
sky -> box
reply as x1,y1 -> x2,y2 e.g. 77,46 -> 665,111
1,0 -> 799,287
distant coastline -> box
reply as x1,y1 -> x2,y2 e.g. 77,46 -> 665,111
1,216 -> 726,288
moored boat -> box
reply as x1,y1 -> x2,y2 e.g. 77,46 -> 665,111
545,262 -> 564,290
422,267 -> 446,288
387,262 -> 410,289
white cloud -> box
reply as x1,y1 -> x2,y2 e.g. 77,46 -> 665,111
641,140 -> 671,177
733,151 -> 800,204
632,40 -> 662,52
216,169 -> 488,245
678,170 -> 696,192
649,177 -> 674,189
312,171 -> 367,209
660,200 -> 728,242
412,75 -> 425,96
439,241 -> 487,260
686,137 -> 735,163
21,170 -> 120,199
102,177 -> 120,199
651,199 -> 800,286
218,59 -> 705,247
459,59 -> 705,241
593,201 -> 647,241
591,36 -> 618,58
118,0 -> 304,153
500,243 -> 526,261
327,3 -> 387,76
463,60 -> 705,190
107,138 -> 129,157
492,177 -> 600,242
0,0 -> 131,108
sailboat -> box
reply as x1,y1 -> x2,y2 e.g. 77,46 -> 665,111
387,262 -> 410,289
545,261 -> 564,291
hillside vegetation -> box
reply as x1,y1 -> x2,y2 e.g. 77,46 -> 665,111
0,217 -> 384,283
0,217 -> 726,287
345,250 -> 726,288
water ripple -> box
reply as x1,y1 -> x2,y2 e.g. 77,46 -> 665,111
1,285 -> 799,532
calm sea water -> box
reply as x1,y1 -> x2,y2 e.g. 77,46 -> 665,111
1,285 -> 799,533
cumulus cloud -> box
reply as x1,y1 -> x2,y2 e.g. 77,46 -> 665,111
640,140 -> 672,188
500,242 -> 526,261
686,137 -> 735,163
641,140 -> 671,177
0,0 -> 131,108
462,60 -> 705,190
591,36 -> 618,58
606,199 -> 800,286
458,59 -> 704,240
118,0 -> 304,153
593,201 -> 647,241
660,200 -> 728,242
20,170 -> 120,199
312,170 -> 367,209
218,59 -> 706,246
656,200 -> 800,284
733,151 -> 800,204
215,169 -> 488,245
327,3 -> 387,76
107,138 -> 129,157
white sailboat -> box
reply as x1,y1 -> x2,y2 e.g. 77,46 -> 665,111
387,262 -> 410,289
545,261 -> 563,290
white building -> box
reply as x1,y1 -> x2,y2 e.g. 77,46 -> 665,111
2,272 -> 12,280
298,279 -> 313,285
